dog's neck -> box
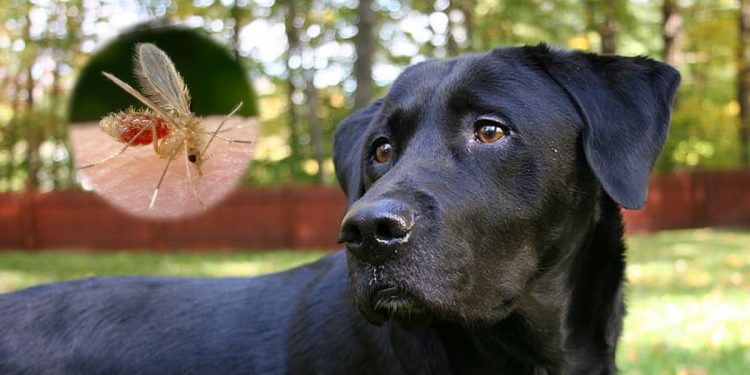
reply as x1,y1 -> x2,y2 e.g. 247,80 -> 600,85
556,194 -> 625,373
429,193 -> 626,374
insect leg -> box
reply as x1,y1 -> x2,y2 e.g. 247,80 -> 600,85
149,153 -> 176,210
184,142 -> 205,209
152,123 -> 160,155
79,120 -> 154,169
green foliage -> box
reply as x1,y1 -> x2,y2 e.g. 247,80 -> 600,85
246,86 -> 350,186
2,0 -> 749,190
656,7 -> 742,171
657,95 -> 741,171
69,24 -> 258,122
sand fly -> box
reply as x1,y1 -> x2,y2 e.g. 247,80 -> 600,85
79,43 -> 250,209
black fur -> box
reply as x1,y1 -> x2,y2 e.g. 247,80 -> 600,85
0,45 -> 679,374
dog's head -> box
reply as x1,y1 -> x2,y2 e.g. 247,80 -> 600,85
334,45 -> 679,329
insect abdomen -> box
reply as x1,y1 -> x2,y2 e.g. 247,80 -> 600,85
100,109 -> 169,146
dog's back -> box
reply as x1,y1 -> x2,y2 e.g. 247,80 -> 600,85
0,252 -> 363,374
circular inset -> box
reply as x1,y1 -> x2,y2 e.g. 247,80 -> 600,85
68,24 -> 259,219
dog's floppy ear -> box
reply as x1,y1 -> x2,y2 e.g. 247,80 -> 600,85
334,99 -> 383,205
527,45 -> 680,209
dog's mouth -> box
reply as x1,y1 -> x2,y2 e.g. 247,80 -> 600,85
359,286 -> 432,330
372,287 -> 421,314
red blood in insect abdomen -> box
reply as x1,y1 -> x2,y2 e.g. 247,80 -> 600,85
115,113 -> 169,145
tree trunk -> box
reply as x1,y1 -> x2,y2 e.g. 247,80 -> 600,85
585,0 -> 619,55
23,5 -> 39,191
460,0 -> 475,51
662,0 -> 683,66
51,54 -> 62,190
284,0 -> 303,176
739,0 -> 750,166
354,0 -> 375,110
4,77 -> 21,188
305,72 -> 325,184
230,3 -> 249,61
446,0 -> 474,56
600,0 -> 618,54
24,70 -> 39,191
446,5 -> 459,58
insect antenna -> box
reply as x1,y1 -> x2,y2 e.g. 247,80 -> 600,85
203,134 -> 254,144
201,102 -> 249,155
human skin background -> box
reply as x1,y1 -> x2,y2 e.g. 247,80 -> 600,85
69,116 -> 257,220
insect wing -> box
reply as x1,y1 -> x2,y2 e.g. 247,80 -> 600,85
102,72 -> 178,126
134,43 -> 192,116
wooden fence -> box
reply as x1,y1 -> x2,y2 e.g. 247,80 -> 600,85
623,170 -> 750,232
1,170 -> 749,251
0,187 -> 346,251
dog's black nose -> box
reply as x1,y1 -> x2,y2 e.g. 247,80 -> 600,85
338,199 -> 414,264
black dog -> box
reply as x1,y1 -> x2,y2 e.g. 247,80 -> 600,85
0,44 -> 679,374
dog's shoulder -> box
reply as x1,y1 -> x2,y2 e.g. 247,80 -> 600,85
0,251 -> 362,375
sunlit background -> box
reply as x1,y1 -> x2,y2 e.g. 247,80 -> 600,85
1,1 -> 749,374
1,0 -> 746,191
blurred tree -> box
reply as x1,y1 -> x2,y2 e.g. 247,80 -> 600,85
305,69 -> 324,183
354,0 -> 375,109
656,2 -> 738,171
740,0 -> 750,166
445,0 -> 475,55
230,1 -> 253,60
283,0 -> 304,179
586,0 -> 620,54
662,0 -> 683,67
2,0 -> 749,192
21,0 -> 40,191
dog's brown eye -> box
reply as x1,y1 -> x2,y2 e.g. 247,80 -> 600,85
475,122 -> 506,143
374,142 -> 393,164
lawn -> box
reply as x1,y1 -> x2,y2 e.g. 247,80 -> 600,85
619,229 -> 750,374
0,251 -> 327,292
0,229 -> 748,374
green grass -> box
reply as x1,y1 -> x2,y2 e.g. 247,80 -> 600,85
0,251 -> 326,293
620,229 -> 750,374
0,229 -> 748,374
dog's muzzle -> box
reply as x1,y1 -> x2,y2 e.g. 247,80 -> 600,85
357,286 -> 432,330
338,199 -> 415,265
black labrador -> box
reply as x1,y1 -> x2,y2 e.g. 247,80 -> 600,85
0,44 -> 679,374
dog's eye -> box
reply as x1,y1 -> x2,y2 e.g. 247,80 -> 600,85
374,141 -> 393,164
474,119 -> 507,144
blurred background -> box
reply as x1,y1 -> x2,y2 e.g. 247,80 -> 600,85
0,0 -> 749,374
2,0 -> 750,190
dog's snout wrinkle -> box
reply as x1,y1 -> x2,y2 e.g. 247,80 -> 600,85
339,199 -> 415,264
